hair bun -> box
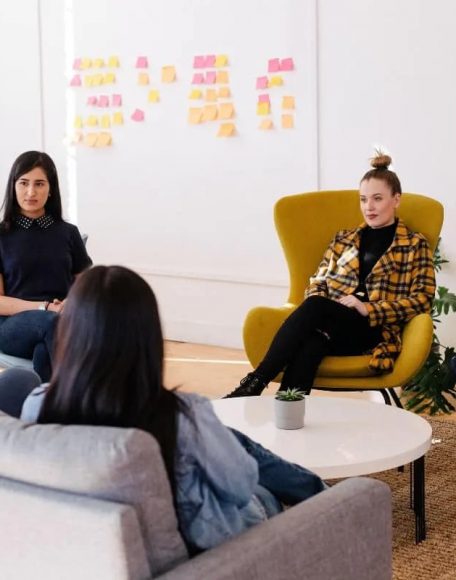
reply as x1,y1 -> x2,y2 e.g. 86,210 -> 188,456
370,153 -> 392,170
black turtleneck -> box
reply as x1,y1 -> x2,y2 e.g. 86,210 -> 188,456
354,219 -> 397,301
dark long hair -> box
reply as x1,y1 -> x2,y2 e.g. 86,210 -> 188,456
38,265 -> 179,487
1,151 -> 63,230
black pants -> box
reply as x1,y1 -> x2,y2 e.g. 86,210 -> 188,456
255,295 -> 383,390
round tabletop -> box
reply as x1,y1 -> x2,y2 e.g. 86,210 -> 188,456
211,396 -> 432,478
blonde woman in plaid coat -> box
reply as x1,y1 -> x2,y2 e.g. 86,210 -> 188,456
226,153 -> 436,398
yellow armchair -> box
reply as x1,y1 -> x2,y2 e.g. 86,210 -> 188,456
243,191 -> 444,403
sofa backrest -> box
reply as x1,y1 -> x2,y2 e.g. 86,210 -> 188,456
0,411 -> 188,576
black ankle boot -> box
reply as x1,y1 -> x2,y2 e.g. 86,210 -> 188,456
223,373 -> 268,398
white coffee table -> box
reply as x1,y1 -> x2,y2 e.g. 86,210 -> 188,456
212,395 -> 432,542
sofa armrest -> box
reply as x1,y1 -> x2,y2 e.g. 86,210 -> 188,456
160,477 -> 392,580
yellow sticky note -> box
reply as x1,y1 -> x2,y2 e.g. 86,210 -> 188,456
74,116 -> 83,129
86,115 -> 98,127
217,123 -> 236,137
202,105 -> 218,122
259,119 -> 274,130
188,108 -> 203,125
148,89 -> 160,103
84,133 -> 98,147
138,72 -> 150,85
97,132 -> 112,147
108,55 -> 120,67
93,58 -> 105,68
270,75 -> 284,87
205,89 -> 217,102
161,65 -> 176,83
215,54 -> 228,67
92,74 -> 103,86
80,58 -> 92,70
282,114 -> 294,129
219,103 -> 234,119
112,112 -> 124,125
100,114 -> 111,128
103,72 -> 116,84
218,86 -> 231,99
282,96 -> 295,110
189,89 -> 202,100
257,102 -> 270,116
216,71 -> 229,84
83,75 -> 93,88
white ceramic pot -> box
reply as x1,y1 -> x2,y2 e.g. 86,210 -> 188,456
274,397 -> 305,430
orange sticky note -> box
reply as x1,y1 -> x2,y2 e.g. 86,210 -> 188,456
161,65 -> 176,83
138,72 -> 150,85
86,115 -> 98,127
72,132 -> 83,144
148,89 -> 160,103
205,89 -> 217,102
100,114 -> 111,129
219,103 -> 234,119
84,133 -> 98,147
103,73 -> 116,84
215,54 -> 228,67
93,58 -> 105,68
282,96 -> 295,109
218,86 -> 231,98
74,116 -> 83,129
217,123 -> 236,137
202,105 -> 218,122
112,112 -> 124,125
216,71 -> 229,84
97,132 -> 112,147
256,102 -> 270,116
281,114 -> 294,129
108,55 -> 120,68
259,119 -> 274,130
188,108 -> 203,124
188,89 -> 202,99
270,75 -> 284,87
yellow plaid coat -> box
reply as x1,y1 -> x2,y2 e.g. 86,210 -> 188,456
304,219 -> 436,373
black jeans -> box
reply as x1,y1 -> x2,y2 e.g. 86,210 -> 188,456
255,295 -> 383,390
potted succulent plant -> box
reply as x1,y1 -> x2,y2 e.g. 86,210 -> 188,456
274,388 -> 306,430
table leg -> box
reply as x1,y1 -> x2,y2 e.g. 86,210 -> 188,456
412,456 -> 426,543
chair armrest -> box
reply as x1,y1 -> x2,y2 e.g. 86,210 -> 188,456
160,478 -> 392,580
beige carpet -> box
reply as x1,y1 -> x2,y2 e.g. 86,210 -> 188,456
372,417 -> 456,580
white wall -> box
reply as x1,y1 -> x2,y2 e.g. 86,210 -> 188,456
2,0 -> 456,349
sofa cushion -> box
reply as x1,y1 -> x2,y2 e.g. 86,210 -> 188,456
0,411 -> 188,576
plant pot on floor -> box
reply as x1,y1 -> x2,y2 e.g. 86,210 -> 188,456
274,389 -> 306,430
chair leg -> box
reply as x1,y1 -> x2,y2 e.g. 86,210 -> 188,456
379,389 -> 392,405
387,388 -> 404,409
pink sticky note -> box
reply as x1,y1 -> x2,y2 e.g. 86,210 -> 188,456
280,57 -> 295,71
205,71 -> 216,84
73,58 -> 82,70
111,94 -> 122,107
98,95 -> 109,107
204,54 -> 216,67
193,55 -> 205,68
87,95 -> 98,106
268,58 -> 281,73
136,56 -> 148,68
70,74 -> 82,87
258,94 -> 270,103
256,76 -> 268,90
192,73 -> 205,84
131,108 -> 145,122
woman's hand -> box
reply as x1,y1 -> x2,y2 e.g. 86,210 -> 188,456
338,294 -> 368,316
47,299 -> 66,314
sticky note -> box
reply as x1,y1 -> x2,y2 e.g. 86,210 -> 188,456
282,114 -> 294,128
112,112 -> 124,125
97,132 -> 112,147
74,116 -> 83,129
217,123 -> 236,137
188,108 -> 203,125
92,74 -> 103,86
215,54 -> 228,67
280,57 -> 295,71
112,94 -> 122,107
131,109 -> 145,122
87,96 -> 98,106
259,119 -> 274,130
72,132 -> 83,144
83,76 -> 93,88
70,74 -> 81,87
189,89 -> 202,99
136,56 -> 148,68
205,71 -> 216,84
219,103 -> 234,119
84,133 -> 98,147
216,71 -> 229,84
148,89 -> 160,103
270,75 -> 283,87
86,115 -> 98,127
282,96 -> 295,109
98,95 -> 109,107
268,58 -> 281,73
108,56 -> 120,68
161,66 -> 176,83
204,55 -> 216,67
93,58 -> 105,68
256,76 -> 268,90
138,72 -> 150,85
258,94 -> 270,103
192,73 -> 205,84
73,58 -> 82,70
257,102 -> 270,116
103,73 -> 116,84
202,104 -> 218,121
101,114 -> 111,128
218,86 -> 231,98
193,55 -> 205,68
205,89 -> 217,102
80,58 -> 92,69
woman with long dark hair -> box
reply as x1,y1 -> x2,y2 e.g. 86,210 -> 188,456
0,151 -> 92,380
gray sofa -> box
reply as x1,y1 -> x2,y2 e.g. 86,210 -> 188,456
0,410 -> 392,580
